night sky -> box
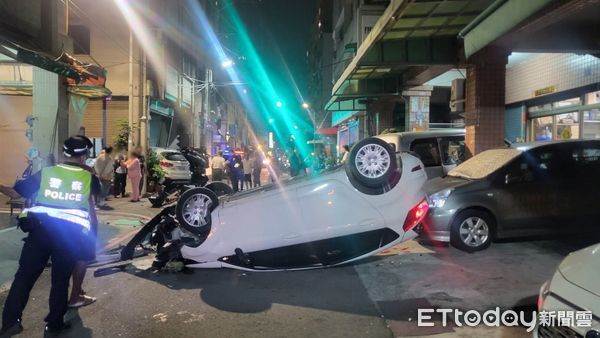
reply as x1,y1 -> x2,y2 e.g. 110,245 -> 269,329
231,0 -> 317,101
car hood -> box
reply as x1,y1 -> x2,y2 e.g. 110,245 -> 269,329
423,176 -> 472,195
558,243 -> 600,297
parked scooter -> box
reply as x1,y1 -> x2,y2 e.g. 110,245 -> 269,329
148,147 -> 232,207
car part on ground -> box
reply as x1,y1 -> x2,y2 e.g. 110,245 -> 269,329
204,181 -> 234,197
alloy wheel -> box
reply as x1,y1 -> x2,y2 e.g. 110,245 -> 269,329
182,193 -> 212,227
355,143 -> 391,179
459,217 -> 489,247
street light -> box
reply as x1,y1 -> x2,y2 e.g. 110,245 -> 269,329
276,101 -> 283,108
302,102 -> 309,109
221,59 -> 234,68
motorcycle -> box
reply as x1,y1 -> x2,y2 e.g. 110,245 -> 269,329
148,147 -> 232,207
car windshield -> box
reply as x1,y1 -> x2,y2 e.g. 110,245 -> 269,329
448,148 -> 521,179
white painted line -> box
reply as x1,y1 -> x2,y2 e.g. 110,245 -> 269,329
0,226 -> 16,234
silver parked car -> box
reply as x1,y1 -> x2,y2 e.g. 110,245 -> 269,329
376,129 -> 466,179
153,148 -> 192,183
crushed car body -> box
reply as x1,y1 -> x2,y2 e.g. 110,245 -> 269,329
121,137 -> 429,271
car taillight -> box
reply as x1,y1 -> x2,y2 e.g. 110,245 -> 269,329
403,198 -> 429,232
160,161 -> 173,167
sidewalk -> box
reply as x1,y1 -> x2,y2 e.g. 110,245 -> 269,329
0,194 -> 159,291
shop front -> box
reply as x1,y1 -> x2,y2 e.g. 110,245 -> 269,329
149,98 -> 174,148
526,89 -> 600,142
332,110 -> 364,152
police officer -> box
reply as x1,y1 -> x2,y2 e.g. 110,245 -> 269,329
0,135 -> 100,336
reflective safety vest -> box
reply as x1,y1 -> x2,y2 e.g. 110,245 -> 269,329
24,164 -> 93,230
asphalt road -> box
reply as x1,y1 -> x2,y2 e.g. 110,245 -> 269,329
1,234 -> 596,338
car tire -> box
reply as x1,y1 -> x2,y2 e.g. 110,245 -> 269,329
450,209 -> 494,252
345,137 -> 400,195
205,181 -> 234,197
175,187 -> 219,236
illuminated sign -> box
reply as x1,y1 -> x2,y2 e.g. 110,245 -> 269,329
534,86 -> 556,97
332,111 -> 358,127
268,132 -> 274,149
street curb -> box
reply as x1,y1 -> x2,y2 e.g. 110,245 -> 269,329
97,211 -> 154,251
0,210 -> 155,294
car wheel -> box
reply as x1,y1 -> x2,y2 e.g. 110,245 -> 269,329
450,210 -> 494,252
175,187 -> 219,235
345,137 -> 400,194
204,181 -> 234,197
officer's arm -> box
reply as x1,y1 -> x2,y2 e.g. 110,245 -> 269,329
88,196 -> 98,227
88,174 -> 101,226
0,185 -> 20,198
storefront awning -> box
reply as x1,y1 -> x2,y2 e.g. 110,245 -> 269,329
316,127 -> 338,136
328,0 -> 495,112
459,0 -> 554,59
0,42 -> 111,98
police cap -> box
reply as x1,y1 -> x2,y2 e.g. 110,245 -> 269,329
63,135 -> 93,158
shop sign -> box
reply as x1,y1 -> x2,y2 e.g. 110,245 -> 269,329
534,86 -> 556,97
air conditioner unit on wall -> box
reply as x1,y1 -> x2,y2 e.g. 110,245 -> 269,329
450,78 -> 465,113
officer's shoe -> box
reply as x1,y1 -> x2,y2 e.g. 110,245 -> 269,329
0,320 -> 24,338
44,322 -> 71,336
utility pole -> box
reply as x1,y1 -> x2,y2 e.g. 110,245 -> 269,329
203,67 -> 212,151
128,29 -> 134,152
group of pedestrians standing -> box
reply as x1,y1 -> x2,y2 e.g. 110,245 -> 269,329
93,146 -> 145,207
210,151 -> 264,192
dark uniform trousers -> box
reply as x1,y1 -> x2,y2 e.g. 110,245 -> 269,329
2,214 -> 82,328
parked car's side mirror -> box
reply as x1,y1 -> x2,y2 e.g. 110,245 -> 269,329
505,173 -> 520,185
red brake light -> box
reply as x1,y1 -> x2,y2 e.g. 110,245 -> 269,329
403,198 -> 429,232
160,161 -> 173,167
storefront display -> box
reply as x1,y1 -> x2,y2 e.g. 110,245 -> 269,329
149,99 -> 174,148
555,112 -> 579,140
532,116 -> 553,141
528,90 -> 600,142
583,109 -> 600,139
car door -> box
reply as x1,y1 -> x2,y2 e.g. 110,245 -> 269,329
563,143 -> 600,230
493,149 -> 563,237
410,138 -> 443,178
438,136 -> 467,175
297,178 -> 385,264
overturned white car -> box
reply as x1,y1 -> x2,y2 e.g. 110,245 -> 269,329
121,137 -> 429,271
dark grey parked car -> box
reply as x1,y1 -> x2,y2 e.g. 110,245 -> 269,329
422,140 -> 600,252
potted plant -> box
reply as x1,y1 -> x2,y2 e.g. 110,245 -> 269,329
145,149 -> 164,193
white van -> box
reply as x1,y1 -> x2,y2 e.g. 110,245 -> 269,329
376,129 -> 467,178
